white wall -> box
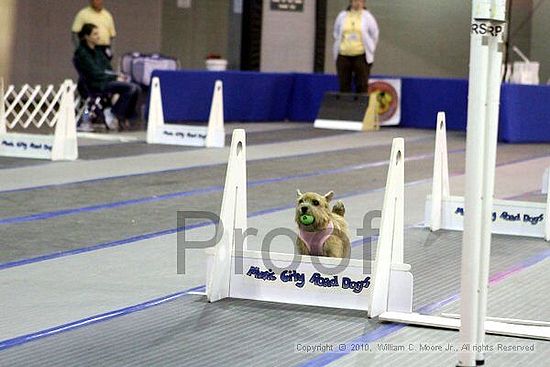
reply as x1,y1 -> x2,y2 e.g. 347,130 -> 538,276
5,0 -> 163,86
0,0 -> 17,84
325,0 -> 471,78
260,0 -> 316,72
161,0 -> 229,70
530,0 -> 550,82
6,0 -> 549,84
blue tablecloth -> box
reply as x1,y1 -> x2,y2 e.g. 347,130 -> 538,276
499,84 -> 550,143
150,69 -> 550,143
400,77 -> 468,131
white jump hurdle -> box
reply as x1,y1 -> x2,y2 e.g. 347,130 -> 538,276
425,112 -> 550,241
146,77 -> 225,148
0,79 -> 78,161
205,129 -> 549,343
206,129 -> 413,317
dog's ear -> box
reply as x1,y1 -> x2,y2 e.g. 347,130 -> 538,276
324,191 -> 334,202
296,189 -> 303,198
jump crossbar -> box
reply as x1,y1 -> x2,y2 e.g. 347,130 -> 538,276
379,312 -> 550,340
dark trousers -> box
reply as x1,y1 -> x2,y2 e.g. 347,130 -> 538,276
104,81 -> 141,120
336,54 -> 372,94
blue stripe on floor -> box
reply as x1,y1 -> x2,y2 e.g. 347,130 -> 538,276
0,149 -> 448,225
0,136 -> 433,195
0,285 -> 206,351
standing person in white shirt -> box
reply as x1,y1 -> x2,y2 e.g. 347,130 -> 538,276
72,0 -> 116,60
333,0 -> 379,93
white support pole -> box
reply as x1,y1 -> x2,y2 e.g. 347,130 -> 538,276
369,138 -> 405,317
380,312 -> 550,340
542,168 -> 549,194
66,81 -> 78,160
0,78 -> 6,134
52,80 -> 78,161
443,313 -> 550,327
392,141 -> 405,266
205,80 -> 225,148
430,112 -> 450,231
146,77 -> 165,144
52,83 -> 67,160
206,129 -> 247,302
460,10 -> 489,365
459,1 -> 507,366
476,3 -> 507,362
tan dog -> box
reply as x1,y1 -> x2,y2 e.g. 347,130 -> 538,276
295,190 -> 350,258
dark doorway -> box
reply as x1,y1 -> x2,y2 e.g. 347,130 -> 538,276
240,0 -> 263,71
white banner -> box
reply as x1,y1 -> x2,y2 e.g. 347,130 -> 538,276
229,253 -> 374,311
0,133 -> 54,160
425,196 -> 547,238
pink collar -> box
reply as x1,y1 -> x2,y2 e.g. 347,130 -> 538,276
298,221 -> 334,256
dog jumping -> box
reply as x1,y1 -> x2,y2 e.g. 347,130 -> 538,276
295,190 -> 350,258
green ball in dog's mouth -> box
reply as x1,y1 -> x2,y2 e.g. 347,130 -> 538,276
299,214 -> 315,225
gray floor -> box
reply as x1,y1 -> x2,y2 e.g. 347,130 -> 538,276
0,131 -> 451,263
0,229 -> 548,367
0,125 -> 351,168
0,123 -> 548,366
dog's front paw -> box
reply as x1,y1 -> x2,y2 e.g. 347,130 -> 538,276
332,200 -> 345,217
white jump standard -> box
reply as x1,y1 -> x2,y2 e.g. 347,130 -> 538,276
374,124 -> 550,339
206,130 -> 413,317
146,77 -> 225,148
0,79 -> 78,161
425,112 -> 550,241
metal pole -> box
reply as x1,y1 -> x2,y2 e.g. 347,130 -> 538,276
502,0 -> 513,81
475,0 -> 507,363
458,1 -> 507,366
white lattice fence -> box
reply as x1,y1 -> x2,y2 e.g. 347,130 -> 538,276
0,79 -> 78,161
74,91 -> 87,122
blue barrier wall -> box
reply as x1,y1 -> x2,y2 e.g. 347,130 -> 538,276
151,70 -> 550,143
400,77 -> 468,131
288,73 -> 339,122
153,70 -> 294,122
499,84 -> 550,143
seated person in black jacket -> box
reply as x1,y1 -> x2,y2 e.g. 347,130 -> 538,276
74,23 -> 140,130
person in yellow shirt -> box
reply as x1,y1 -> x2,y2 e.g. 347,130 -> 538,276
333,0 -> 379,93
72,0 -> 116,60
